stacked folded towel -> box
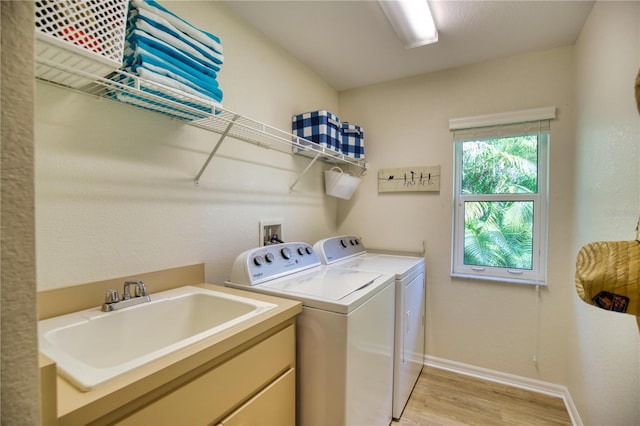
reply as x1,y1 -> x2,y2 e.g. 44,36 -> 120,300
122,0 -> 224,107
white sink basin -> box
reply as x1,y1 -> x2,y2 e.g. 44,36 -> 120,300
38,286 -> 276,391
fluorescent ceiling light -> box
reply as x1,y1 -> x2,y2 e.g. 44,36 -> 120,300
379,0 -> 438,49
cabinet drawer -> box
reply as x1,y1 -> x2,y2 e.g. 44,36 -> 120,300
218,368 -> 295,426
118,325 -> 295,425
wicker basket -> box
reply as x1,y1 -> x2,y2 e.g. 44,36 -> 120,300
35,0 -> 128,88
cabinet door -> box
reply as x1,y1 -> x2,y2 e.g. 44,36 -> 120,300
117,325 -> 294,425
218,368 -> 295,426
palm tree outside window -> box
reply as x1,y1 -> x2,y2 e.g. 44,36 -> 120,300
450,108 -> 555,284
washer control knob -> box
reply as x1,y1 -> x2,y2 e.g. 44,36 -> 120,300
265,252 -> 275,263
281,247 -> 292,259
297,247 -> 306,256
340,239 -> 348,248
253,256 -> 264,266
305,246 -> 313,255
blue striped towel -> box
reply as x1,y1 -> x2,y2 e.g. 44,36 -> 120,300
125,31 -> 224,102
128,12 -> 223,69
130,0 -> 223,55
109,72 -> 215,121
125,34 -> 222,101
127,65 -> 222,103
125,35 -> 218,84
126,29 -> 219,76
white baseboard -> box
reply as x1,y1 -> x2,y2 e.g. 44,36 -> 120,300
425,355 -> 583,426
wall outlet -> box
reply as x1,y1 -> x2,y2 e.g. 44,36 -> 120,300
259,219 -> 283,246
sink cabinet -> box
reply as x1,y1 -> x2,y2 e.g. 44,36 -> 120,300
38,275 -> 301,426
218,368 -> 295,425
114,324 -> 295,425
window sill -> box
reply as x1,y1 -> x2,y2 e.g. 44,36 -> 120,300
451,272 -> 547,286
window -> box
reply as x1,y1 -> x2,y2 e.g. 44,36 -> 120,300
450,107 -> 555,285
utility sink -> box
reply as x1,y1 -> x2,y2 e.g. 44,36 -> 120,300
38,286 -> 277,391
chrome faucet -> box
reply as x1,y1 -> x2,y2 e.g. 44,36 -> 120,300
123,279 -> 149,299
101,279 -> 151,312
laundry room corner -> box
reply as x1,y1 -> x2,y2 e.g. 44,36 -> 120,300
337,46 -> 577,388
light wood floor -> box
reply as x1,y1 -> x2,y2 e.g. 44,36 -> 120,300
392,366 -> 572,426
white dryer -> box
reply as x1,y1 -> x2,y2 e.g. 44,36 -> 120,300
314,235 -> 426,419
226,242 -> 395,426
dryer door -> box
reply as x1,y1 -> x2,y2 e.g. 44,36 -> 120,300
393,269 -> 426,418
403,270 -> 425,365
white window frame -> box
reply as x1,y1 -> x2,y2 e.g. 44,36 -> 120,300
449,107 -> 555,285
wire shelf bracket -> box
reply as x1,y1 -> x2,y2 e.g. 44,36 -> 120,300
35,57 -> 367,191
194,114 -> 240,186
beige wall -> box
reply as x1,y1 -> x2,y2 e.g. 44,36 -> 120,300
338,47 -> 576,385
569,2 -> 640,424
339,1 -> 640,423
1,1 -> 40,423
31,0 -> 639,423
35,1 -> 340,291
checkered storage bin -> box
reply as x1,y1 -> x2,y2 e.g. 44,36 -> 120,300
292,110 -> 342,154
341,122 -> 365,159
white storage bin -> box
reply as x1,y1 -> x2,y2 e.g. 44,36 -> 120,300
35,0 -> 128,88
324,167 -> 362,200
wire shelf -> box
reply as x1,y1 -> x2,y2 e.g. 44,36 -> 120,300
35,57 -> 367,188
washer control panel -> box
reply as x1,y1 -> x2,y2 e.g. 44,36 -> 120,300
314,235 -> 366,264
229,242 -> 320,286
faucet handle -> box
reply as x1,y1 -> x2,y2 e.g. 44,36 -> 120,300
104,289 -> 119,304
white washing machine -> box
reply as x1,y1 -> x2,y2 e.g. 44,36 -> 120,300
225,242 -> 395,426
314,235 -> 426,420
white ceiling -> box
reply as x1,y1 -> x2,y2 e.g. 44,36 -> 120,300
221,0 -> 595,91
